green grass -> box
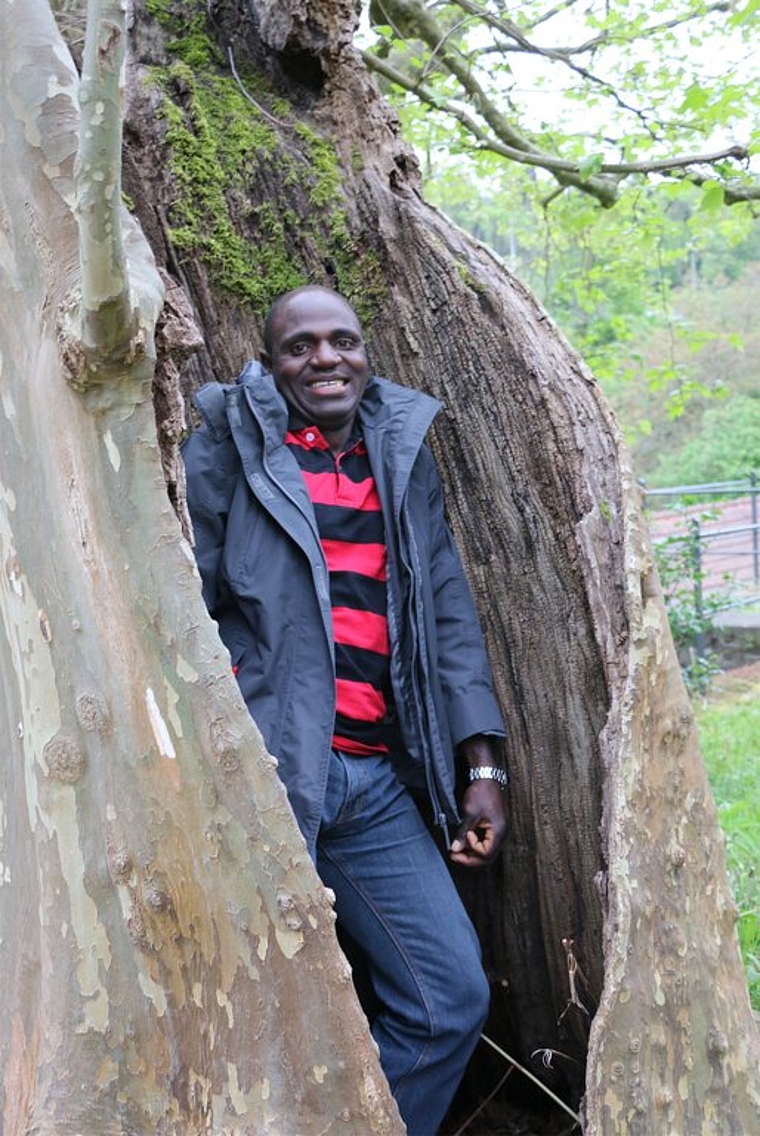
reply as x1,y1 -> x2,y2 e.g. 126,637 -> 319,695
696,688 -> 760,1011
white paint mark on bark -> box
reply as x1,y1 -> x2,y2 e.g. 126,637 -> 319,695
102,428 -> 121,471
275,925 -> 305,959
145,686 -> 176,759
314,1065 -> 328,1084
1,391 -> 15,423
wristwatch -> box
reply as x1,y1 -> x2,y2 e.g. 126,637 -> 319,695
468,766 -> 508,791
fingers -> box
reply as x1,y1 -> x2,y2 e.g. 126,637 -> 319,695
449,818 -> 500,867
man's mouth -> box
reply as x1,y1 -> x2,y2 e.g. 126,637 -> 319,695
307,377 -> 349,390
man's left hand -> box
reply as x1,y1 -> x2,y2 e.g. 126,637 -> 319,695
449,780 -> 507,867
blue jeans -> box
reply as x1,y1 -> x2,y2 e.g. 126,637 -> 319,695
316,750 -> 490,1136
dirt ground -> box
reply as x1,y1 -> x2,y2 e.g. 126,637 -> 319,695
706,658 -> 760,701
444,1094 -> 577,1136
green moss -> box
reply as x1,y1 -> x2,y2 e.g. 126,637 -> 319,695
155,61 -> 301,305
454,261 -> 488,296
599,499 -> 613,522
149,0 -> 386,319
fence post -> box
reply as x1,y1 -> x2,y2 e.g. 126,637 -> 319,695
751,469 -> 759,587
689,517 -> 706,666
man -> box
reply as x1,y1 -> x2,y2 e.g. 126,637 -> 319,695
182,285 -> 507,1135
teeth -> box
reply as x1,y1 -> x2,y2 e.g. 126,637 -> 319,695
311,379 -> 346,389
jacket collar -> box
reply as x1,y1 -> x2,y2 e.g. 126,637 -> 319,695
236,361 -> 442,457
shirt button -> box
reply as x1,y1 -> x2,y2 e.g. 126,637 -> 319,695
305,431 -> 315,442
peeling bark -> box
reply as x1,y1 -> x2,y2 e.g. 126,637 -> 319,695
0,2 -> 402,1132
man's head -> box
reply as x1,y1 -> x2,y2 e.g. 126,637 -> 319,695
261,286 -> 370,446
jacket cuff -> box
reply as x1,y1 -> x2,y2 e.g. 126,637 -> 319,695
447,690 -> 505,749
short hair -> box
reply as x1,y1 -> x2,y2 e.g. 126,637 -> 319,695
262,285 -> 355,355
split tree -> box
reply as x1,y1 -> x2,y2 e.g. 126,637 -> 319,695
0,1 -> 758,1133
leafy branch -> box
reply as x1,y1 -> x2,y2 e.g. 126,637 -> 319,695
364,0 -> 760,207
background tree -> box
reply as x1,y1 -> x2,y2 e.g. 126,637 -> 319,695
362,0 -> 760,483
0,2 -> 758,1135
363,0 -> 760,206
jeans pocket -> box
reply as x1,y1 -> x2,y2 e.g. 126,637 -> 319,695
321,749 -> 351,830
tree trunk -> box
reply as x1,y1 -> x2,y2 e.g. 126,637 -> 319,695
0,2 -> 401,1133
1,0 -> 758,1133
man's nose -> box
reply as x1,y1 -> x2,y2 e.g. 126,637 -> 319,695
312,339 -> 341,366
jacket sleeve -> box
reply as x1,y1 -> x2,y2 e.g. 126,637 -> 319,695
421,448 -> 506,746
181,418 -> 240,617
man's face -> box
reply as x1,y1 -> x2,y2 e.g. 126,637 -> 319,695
262,288 -> 370,436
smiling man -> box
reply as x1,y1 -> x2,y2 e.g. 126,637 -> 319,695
182,285 -> 507,1135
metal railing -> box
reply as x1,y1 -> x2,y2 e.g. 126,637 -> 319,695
641,472 -> 760,671
642,471 -> 760,600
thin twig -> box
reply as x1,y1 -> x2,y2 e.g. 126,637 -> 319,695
226,45 -> 292,129
479,1032 -> 582,1127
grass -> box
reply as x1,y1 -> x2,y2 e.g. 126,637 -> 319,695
695,672 -> 760,1011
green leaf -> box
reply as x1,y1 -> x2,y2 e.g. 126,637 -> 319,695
699,182 -> 726,212
729,0 -> 760,27
578,154 -> 605,181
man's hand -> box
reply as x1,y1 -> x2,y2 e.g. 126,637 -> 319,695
449,780 -> 507,866
449,735 -> 507,867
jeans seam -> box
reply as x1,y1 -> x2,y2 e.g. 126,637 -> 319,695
318,842 -> 438,1089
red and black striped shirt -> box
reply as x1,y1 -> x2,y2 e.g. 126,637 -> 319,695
285,424 -> 392,755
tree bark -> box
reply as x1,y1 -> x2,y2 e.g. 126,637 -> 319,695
0,2 -> 401,1133
1,0 -> 758,1133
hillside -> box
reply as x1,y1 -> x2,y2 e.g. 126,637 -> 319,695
598,261 -> 760,487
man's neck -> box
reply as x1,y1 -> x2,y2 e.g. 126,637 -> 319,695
286,408 -> 359,456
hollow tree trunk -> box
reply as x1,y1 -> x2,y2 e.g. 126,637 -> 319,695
1,0 -> 758,1133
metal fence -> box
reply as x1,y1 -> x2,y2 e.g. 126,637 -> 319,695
641,473 -> 760,670
642,472 -> 760,604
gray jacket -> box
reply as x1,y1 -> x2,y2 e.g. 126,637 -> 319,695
182,362 -> 504,852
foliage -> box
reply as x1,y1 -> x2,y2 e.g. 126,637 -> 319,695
653,518 -> 732,693
651,394 -> 760,487
362,0 -> 760,472
697,690 -> 760,1011
606,262 -> 760,481
363,0 -> 760,207
414,155 -> 759,390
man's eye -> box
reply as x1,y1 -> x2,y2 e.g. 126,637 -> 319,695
290,343 -> 310,356
335,337 -> 360,349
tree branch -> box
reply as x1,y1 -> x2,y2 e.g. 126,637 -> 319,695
362,49 -> 621,204
447,0 -> 733,59
365,0 -> 759,206
363,50 -> 758,205
365,1 -> 622,204
74,0 -> 141,383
